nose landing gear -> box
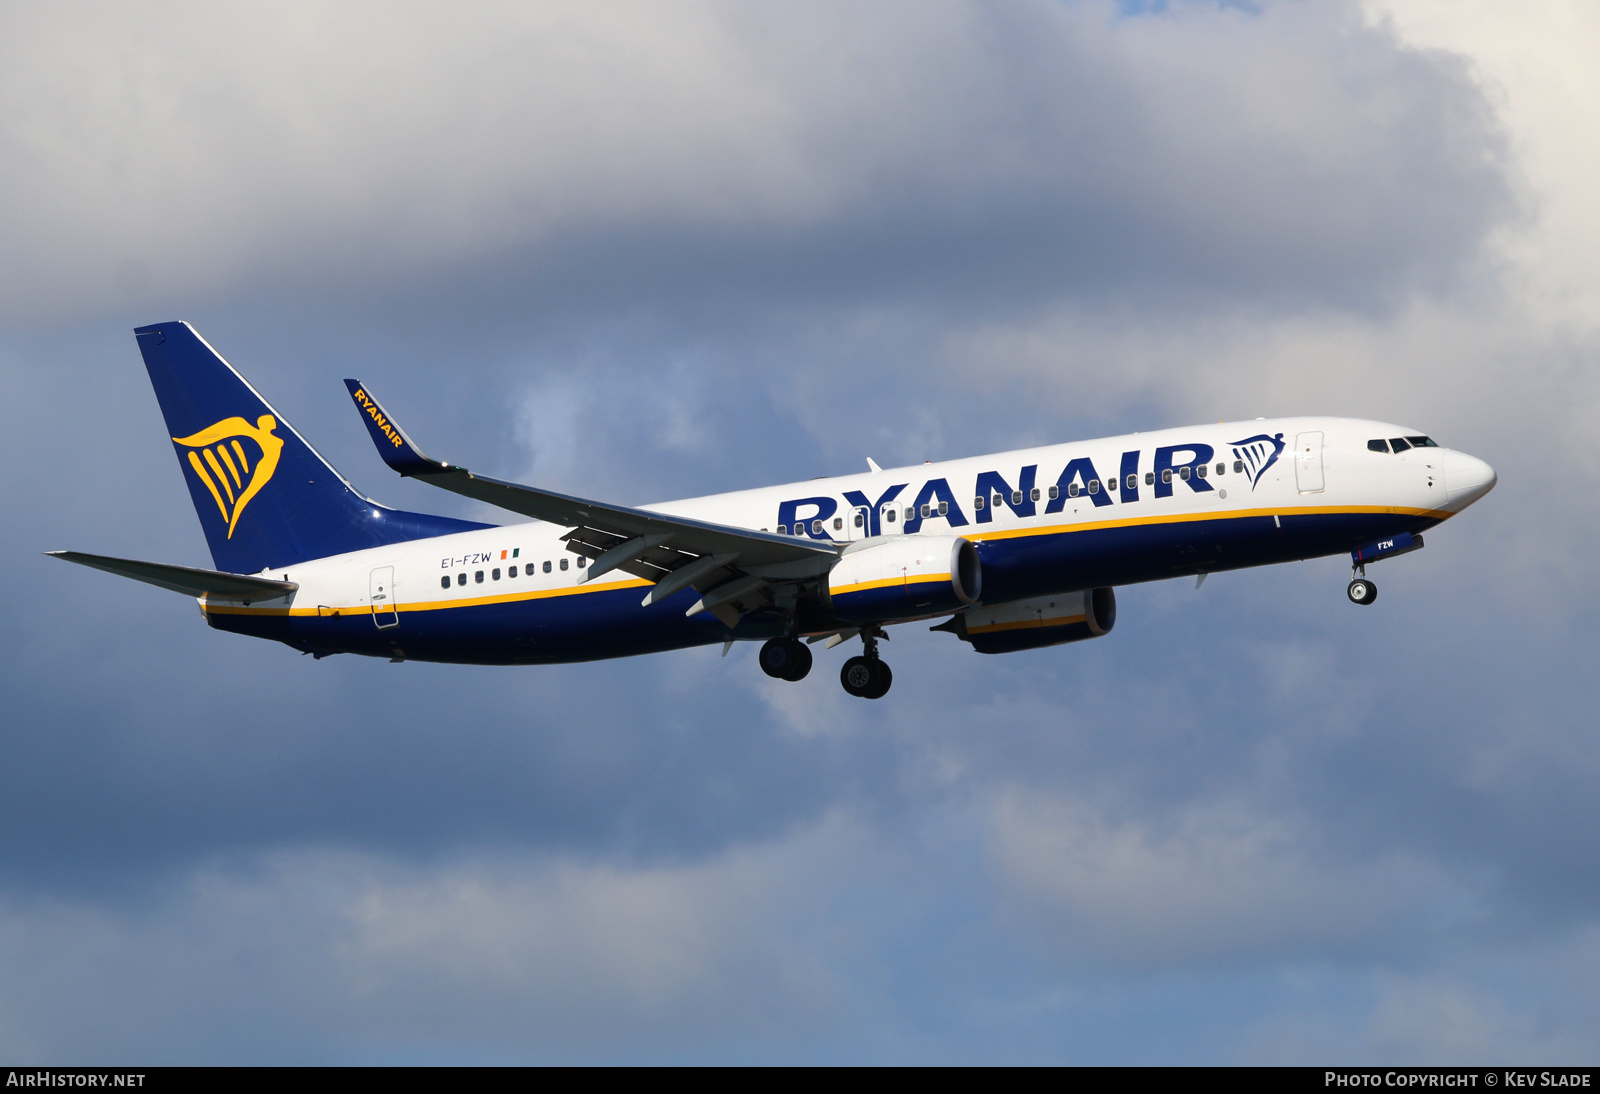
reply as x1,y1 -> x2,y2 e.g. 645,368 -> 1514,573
758,637 -> 813,681
839,627 -> 892,699
1347,564 -> 1377,605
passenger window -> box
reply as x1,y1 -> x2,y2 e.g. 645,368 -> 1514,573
974,496 -> 985,511
1389,437 -> 1412,452
1145,472 -> 1154,485
1180,466 -> 1191,480
1196,464 -> 1207,478
1087,479 -> 1099,495
560,558 -> 569,571
1067,483 -> 1080,498
811,520 -> 823,535
457,572 -> 467,586
885,509 -> 897,523
1406,436 -> 1438,448
993,493 -> 1004,507
938,501 -> 949,516
1215,463 -> 1225,476
832,517 -> 843,531
1162,469 -> 1172,484
492,568 -> 501,580
1125,474 -> 1136,490
509,565 -> 517,578
1008,490 -> 1021,506
543,560 -> 552,573
1368,439 -> 1389,452
475,570 -> 484,583
578,557 -> 586,567
1030,487 -> 1040,502
853,512 -> 864,528
920,505 -> 930,518
440,576 -> 450,589
777,524 -> 788,535
1233,460 -> 1244,473
1048,485 -> 1059,500
904,508 -> 914,521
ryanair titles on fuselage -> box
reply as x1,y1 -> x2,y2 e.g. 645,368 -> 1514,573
774,433 -> 1286,539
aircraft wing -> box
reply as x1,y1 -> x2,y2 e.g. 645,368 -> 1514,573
47,551 -> 298,601
344,380 -> 838,623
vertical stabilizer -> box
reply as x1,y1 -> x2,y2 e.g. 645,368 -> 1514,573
135,321 -> 488,574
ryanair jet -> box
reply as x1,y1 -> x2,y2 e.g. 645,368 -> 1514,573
51,322 -> 1497,699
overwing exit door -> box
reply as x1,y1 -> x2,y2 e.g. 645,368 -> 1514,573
847,506 -> 870,541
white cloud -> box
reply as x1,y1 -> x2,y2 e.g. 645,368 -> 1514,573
988,788 -> 1469,966
0,1 -> 1508,320
2,0 -> 1597,1065
0,824 -> 867,1061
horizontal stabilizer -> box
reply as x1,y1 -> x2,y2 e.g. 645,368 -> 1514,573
46,551 -> 298,601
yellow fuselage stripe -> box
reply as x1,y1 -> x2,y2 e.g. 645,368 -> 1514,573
204,575 -> 654,616
832,573 -> 952,596
961,503 -> 1448,545
205,503 -> 1449,616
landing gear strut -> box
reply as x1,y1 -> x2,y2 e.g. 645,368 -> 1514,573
840,627 -> 892,699
759,637 -> 813,681
1347,564 -> 1378,606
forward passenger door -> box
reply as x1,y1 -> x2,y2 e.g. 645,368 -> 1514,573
1294,432 -> 1325,494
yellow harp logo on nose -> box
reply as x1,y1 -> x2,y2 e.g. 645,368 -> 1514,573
172,415 -> 285,538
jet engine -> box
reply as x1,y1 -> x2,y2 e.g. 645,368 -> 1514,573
933,587 -> 1116,654
827,536 -> 981,622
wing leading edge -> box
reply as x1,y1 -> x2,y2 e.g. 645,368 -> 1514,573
343,379 -> 838,625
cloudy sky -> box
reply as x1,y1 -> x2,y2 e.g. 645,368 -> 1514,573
2,0 -> 1597,1064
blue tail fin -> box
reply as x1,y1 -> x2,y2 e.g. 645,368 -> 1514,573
135,321 -> 490,574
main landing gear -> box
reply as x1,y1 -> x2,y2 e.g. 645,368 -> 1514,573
1347,565 -> 1378,606
840,628 -> 892,700
760,628 -> 893,698
758,637 -> 813,681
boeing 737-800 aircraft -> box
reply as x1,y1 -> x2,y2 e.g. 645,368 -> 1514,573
52,322 -> 1497,699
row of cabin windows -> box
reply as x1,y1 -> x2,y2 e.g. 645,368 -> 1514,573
439,555 -> 587,589
1368,436 -> 1438,453
769,460 -> 1252,533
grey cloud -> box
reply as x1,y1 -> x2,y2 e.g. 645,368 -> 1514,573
0,0 -> 1511,323
0,0 -> 1593,1065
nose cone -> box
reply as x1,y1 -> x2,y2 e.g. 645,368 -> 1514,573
1442,450 -> 1497,511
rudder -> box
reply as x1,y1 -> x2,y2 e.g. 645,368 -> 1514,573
135,321 -> 488,574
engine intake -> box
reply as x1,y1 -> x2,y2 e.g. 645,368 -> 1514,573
828,536 -> 981,622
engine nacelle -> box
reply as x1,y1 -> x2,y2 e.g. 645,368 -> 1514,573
934,587 -> 1116,654
828,536 -> 981,622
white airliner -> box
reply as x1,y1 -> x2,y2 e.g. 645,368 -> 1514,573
52,322 -> 1496,699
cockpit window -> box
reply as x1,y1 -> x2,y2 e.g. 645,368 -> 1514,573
1368,439 -> 1389,453
1389,437 -> 1412,452
1406,435 -> 1438,447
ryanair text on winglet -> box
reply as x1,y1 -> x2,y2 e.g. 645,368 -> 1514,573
350,387 -> 404,448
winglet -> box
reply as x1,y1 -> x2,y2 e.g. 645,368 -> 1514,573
343,379 -> 450,477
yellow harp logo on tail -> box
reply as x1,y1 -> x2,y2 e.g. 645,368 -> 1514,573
172,415 -> 285,538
